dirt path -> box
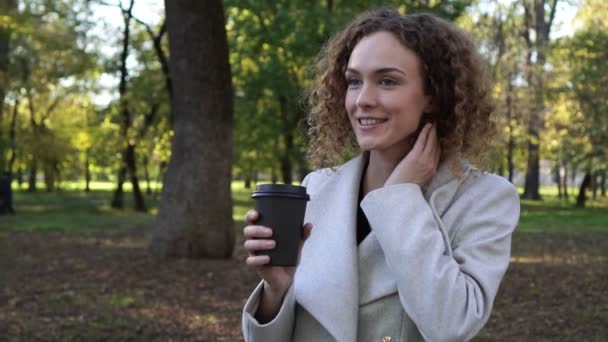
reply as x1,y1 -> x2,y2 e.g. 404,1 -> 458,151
1,230 -> 606,341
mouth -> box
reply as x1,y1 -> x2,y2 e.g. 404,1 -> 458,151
358,118 -> 388,126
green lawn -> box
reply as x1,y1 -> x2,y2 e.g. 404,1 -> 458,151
1,182 -> 607,234
518,186 -> 608,233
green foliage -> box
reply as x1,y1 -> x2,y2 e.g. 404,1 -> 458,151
566,29 -> 608,162
226,0 -> 471,182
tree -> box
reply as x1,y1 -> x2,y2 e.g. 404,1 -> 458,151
521,0 -> 559,200
567,29 -> 608,207
0,0 -> 18,174
227,0 -> 471,184
149,0 -> 235,258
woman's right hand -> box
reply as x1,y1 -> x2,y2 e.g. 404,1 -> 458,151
243,209 -> 313,322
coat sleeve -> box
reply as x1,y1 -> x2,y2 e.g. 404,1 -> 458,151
360,174 -> 520,342
242,281 -> 296,342
241,172 -> 315,341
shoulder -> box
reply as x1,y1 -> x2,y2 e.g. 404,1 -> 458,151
302,156 -> 362,195
459,168 -> 519,202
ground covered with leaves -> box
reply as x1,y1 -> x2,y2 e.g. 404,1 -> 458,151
1,228 -> 607,341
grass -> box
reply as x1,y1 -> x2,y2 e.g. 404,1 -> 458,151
1,182 -> 607,234
518,186 -> 608,233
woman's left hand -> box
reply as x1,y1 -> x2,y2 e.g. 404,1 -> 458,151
385,123 -> 441,187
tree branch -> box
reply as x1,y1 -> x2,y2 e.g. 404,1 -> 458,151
545,0 -> 559,41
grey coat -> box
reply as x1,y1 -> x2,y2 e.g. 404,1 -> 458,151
242,155 -> 520,342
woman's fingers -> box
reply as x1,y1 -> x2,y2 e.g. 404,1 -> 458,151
246,255 -> 270,266
424,125 -> 439,154
244,209 -> 259,224
243,225 -> 273,239
243,238 -> 276,252
412,123 -> 432,154
302,223 -> 313,242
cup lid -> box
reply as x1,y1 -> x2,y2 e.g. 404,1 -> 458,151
251,184 -> 310,200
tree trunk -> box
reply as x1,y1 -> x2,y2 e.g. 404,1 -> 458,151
0,1 -> 17,169
576,173 -> 591,208
143,155 -> 151,195
271,167 -> 278,184
85,150 -> 91,192
554,162 -> 562,199
591,171 -> 597,200
600,170 -> 606,197
111,166 -> 126,209
43,162 -> 55,192
149,0 -> 235,259
521,0 -> 558,200
244,175 -> 251,189
278,96 -> 293,184
507,87 -> 514,183
16,167 -> 22,187
28,158 -> 37,192
563,163 -> 568,199
7,98 -> 18,173
125,143 -> 146,212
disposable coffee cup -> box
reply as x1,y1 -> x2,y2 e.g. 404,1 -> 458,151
251,184 -> 310,266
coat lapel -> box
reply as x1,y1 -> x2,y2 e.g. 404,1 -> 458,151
295,156 -> 365,342
356,159 -> 473,304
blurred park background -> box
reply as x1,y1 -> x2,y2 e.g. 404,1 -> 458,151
0,0 -> 606,340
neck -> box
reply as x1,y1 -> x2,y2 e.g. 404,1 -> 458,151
362,143 -> 413,196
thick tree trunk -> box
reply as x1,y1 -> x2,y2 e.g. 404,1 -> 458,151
576,173 -> 591,208
149,0 -> 234,259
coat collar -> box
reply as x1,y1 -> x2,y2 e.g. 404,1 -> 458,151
295,155 -> 365,342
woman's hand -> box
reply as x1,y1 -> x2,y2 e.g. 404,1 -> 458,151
385,123 -> 441,187
243,209 -> 313,322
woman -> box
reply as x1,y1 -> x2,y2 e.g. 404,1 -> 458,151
242,8 -> 520,342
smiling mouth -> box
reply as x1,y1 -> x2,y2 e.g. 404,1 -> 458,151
358,118 -> 387,126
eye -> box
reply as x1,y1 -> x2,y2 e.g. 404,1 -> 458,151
379,78 -> 397,87
346,77 -> 362,88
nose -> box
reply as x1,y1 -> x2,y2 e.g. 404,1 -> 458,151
355,83 -> 377,109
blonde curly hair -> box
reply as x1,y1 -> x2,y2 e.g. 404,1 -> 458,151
306,8 -> 495,172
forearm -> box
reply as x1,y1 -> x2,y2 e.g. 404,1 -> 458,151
242,281 -> 296,342
254,282 -> 289,323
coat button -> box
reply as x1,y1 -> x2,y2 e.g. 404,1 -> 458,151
381,337 -> 393,342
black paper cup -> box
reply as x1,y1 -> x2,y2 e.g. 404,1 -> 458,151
251,184 -> 310,266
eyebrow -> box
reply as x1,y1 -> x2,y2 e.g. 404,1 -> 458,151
345,67 -> 407,76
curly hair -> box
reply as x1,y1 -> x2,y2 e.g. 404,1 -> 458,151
306,8 -> 496,173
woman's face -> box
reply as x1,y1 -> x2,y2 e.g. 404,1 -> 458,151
344,31 -> 431,155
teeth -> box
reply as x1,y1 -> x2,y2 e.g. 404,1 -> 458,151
359,118 -> 385,125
